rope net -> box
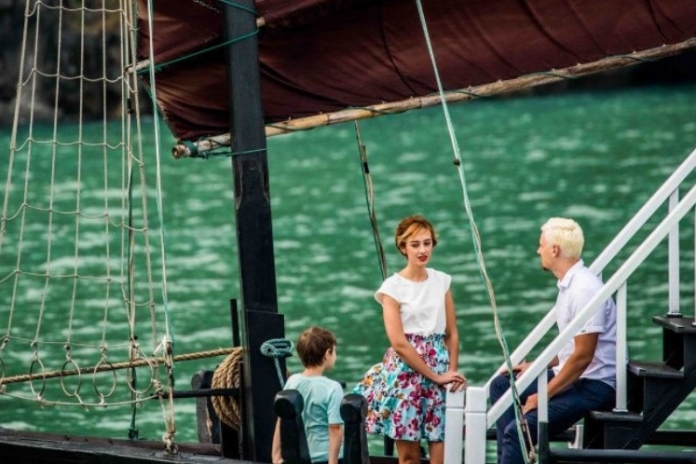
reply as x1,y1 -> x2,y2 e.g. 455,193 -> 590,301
0,0 -> 177,446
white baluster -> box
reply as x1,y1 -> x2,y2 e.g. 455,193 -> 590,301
464,387 -> 488,464
614,283 -> 628,412
445,389 -> 465,464
668,191 -> 681,316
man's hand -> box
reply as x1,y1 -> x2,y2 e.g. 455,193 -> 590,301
523,393 -> 538,414
500,361 -> 531,378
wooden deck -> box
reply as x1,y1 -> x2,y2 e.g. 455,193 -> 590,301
0,428 -> 252,464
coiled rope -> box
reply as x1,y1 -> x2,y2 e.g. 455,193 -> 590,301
211,339 -> 293,429
211,348 -> 244,429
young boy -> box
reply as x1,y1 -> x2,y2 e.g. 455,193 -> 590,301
272,327 -> 344,464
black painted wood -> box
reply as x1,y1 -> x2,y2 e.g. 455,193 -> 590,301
583,410 -> 642,449
652,316 -> 696,334
192,370 -> 221,444
0,428 -> 242,464
580,314 -> 696,454
341,394 -> 370,464
628,361 -> 683,379
221,1 -> 285,461
550,448 -> 696,463
654,315 -> 696,370
275,390 -> 311,464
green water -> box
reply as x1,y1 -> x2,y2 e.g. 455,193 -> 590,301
1,85 -> 696,446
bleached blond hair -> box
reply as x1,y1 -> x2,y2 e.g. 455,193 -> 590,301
541,217 -> 584,259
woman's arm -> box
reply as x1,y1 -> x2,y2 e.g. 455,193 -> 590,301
328,424 -> 343,464
444,289 -> 466,391
382,294 -> 463,386
443,289 -> 459,371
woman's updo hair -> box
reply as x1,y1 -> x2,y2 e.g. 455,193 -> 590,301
394,215 -> 438,256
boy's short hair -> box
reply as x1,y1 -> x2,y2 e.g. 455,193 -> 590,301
296,326 -> 336,368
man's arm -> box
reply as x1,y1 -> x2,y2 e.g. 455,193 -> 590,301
500,357 -> 557,377
328,423 -> 343,464
523,333 -> 598,413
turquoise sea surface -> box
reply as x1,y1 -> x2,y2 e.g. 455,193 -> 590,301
1,85 -> 696,452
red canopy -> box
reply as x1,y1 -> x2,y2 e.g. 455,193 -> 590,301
137,0 -> 696,141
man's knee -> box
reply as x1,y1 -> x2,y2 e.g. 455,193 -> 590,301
503,420 -> 521,443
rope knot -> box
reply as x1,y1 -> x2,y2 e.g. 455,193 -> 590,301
260,338 -> 293,388
163,431 -> 178,454
260,338 -> 294,358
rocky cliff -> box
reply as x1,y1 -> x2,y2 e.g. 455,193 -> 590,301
0,0 -> 142,126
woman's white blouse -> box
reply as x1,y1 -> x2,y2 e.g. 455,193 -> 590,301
375,268 -> 451,335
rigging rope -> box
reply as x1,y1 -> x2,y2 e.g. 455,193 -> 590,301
0,347 -> 238,386
413,1 -> 534,461
354,121 -> 388,280
0,0 -> 178,450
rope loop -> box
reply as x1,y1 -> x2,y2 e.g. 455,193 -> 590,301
260,338 -> 294,358
260,338 -> 293,387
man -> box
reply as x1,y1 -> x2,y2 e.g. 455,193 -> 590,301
489,217 -> 617,464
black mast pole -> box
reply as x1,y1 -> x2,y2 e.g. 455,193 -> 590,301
222,3 -> 285,462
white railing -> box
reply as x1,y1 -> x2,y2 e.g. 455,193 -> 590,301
484,147 -> 696,390
447,144 -> 696,464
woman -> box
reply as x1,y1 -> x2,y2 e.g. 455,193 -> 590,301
354,215 -> 466,464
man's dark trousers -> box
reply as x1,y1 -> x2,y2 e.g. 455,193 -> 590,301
489,371 -> 615,464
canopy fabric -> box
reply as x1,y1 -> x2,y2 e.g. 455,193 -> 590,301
137,0 -> 696,142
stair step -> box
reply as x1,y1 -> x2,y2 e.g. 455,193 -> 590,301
628,360 -> 684,379
584,410 -> 643,449
652,315 -> 696,334
580,314 -> 696,452
550,448 -> 696,463
587,410 -> 643,422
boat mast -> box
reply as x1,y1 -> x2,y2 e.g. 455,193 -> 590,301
222,2 -> 285,462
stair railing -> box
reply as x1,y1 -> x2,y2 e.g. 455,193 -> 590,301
484,146 -> 696,393
490,184 -> 696,421
454,144 -> 696,464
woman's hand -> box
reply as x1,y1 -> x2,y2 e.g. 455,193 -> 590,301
436,370 -> 467,391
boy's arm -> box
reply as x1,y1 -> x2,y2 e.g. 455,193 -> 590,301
328,423 -> 343,464
272,419 -> 283,464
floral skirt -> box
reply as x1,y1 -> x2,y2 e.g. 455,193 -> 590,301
352,333 -> 449,442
